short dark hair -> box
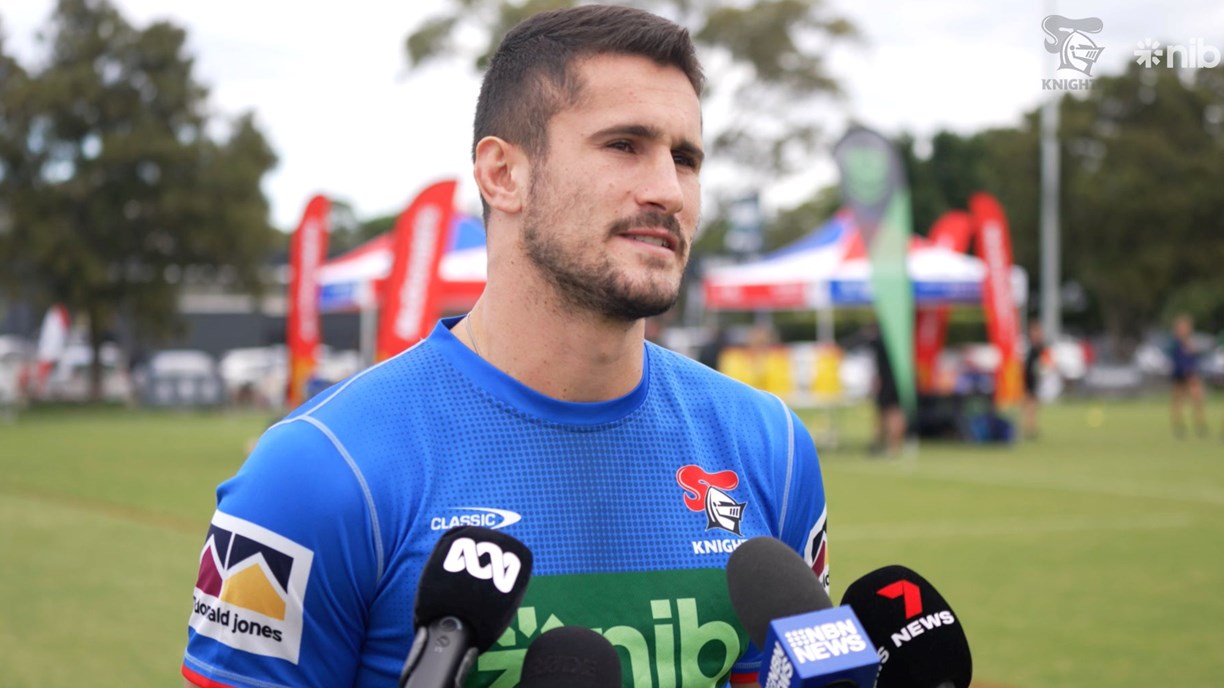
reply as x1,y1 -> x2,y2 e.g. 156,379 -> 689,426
472,5 -> 704,211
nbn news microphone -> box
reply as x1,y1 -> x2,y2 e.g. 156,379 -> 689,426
399,526 -> 533,688
727,537 -> 879,687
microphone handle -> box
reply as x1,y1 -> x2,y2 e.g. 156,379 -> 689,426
399,616 -> 479,688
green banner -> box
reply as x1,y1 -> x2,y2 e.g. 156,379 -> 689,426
834,127 -> 916,416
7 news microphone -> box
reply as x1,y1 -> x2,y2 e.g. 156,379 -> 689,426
398,525 -> 533,688
840,565 -> 972,688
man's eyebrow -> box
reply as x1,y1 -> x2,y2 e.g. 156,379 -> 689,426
591,123 -> 705,165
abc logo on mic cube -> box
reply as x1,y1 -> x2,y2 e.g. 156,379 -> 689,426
761,607 -> 880,688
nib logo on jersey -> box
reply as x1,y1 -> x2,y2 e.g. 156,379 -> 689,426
188,511 -> 313,664
676,465 -> 748,554
472,568 -> 748,687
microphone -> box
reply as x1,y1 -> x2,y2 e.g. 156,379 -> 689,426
399,526 -> 533,688
727,537 -> 880,687
840,565 -> 972,688
519,626 -> 621,688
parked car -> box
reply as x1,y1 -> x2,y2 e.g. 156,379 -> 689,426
42,343 -> 133,403
0,335 -> 32,408
136,349 -> 224,408
219,345 -> 288,407
1198,345 -> 1224,388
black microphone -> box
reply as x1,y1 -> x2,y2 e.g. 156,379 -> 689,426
840,565 -> 972,688
399,526 -> 533,688
727,537 -> 879,687
727,536 -> 834,649
519,626 -> 621,688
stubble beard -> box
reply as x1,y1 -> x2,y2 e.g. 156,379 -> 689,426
521,171 -> 689,323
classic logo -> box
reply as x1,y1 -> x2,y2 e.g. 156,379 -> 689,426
430,507 -> 523,532
802,507 -> 830,590
188,511 -> 313,663
676,465 -> 746,536
443,536 -> 524,594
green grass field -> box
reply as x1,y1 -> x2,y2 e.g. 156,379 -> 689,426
1,396 -> 1222,687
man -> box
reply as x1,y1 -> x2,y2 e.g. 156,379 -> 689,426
868,321 -> 904,456
182,6 -> 827,687
1021,319 -> 1048,439
1169,313 -> 1208,438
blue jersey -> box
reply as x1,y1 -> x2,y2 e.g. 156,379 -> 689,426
1169,339 -> 1199,380
183,317 -> 828,687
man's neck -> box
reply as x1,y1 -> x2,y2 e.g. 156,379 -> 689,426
460,276 -> 647,403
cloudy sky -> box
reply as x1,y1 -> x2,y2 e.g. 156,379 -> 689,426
4,0 -> 1223,230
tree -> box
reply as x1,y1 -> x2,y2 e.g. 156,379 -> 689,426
404,0 -> 858,187
897,63 -> 1224,349
0,18 -> 36,293
1060,63 -> 1224,348
0,0 -> 278,399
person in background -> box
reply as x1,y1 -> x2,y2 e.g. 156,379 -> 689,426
698,324 -> 729,370
868,321 -> 905,456
1022,319 -> 1049,439
1169,313 -> 1208,438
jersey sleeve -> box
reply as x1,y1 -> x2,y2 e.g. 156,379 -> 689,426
778,409 -> 828,591
728,405 -> 829,684
183,417 -> 381,688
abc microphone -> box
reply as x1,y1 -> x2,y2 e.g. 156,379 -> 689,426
519,626 -> 621,688
840,565 -> 972,688
399,526 -> 533,688
727,537 -> 880,687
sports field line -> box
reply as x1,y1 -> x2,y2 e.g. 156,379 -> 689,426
0,485 -> 202,535
834,511 -> 1196,542
832,463 -> 1224,507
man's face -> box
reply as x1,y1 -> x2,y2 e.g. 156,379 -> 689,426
520,53 -> 703,322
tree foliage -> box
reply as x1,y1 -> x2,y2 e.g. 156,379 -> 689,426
0,0 -> 278,398
1061,64 -> 1224,343
404,0 -> 858,182
899,64 -> 1224,347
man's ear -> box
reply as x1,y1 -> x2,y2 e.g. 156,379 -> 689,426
473,136 -> 527,217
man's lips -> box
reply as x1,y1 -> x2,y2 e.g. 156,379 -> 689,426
619,228 -> 679,252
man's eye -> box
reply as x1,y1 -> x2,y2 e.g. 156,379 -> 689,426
608,140 -> 634,152
674,153 -> 698,169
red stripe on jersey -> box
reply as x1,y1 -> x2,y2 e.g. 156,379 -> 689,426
730,670 -> 760,684
182,664 -> 234,688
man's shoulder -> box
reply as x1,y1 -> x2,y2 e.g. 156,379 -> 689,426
291,337 -> 455,415
648,343 -> 787,409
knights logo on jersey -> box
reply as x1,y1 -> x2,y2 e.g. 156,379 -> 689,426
676,465 -> 747,536
803,507 -> 830,591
